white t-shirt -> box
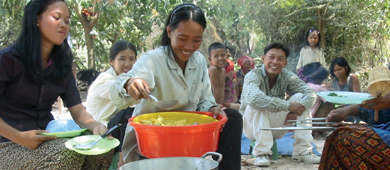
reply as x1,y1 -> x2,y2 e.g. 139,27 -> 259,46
296,46 -> 326,70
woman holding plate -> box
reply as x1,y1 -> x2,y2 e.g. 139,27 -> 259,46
0,0 -> 113,169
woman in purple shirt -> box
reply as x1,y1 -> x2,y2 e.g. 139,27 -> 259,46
0,0 -> 112,169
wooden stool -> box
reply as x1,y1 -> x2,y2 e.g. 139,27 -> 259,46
250,140 -> 278,160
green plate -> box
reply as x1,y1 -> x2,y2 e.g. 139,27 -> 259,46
317,91 -> 373,105
65,135 -> 119,155
41,128 -> 87,138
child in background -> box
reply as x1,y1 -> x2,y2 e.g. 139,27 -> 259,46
298,62 -> 335,119
226,46 -> 232,58
296,28 -> 326,72
223,59 -> 240,110
208,42 -> 228,104
236,55 -> 255,99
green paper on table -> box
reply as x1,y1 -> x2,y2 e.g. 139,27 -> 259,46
317,91 -> 373,105
65,135 -> 119,155
41,128 -> 87,138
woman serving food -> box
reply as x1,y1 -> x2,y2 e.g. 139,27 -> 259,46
110,3 -> 243,170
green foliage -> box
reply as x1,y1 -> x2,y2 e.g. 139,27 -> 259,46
0,0 -> 25,47
1,0 -> 390,83
66,0 -> 185,70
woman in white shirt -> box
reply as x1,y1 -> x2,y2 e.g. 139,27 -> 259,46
86,40 -> 137,168
110,4 -> 243,170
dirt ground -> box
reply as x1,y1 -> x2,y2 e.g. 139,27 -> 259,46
53,91 -> 328,170
240,133 -> 327,170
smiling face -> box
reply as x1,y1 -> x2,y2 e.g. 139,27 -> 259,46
37,1 -> 70,47
209,48 -> 227,68
110,48 -> 137,75
307,31 -> 319,48
167,20 -> 204,68
261,48 -> 287,80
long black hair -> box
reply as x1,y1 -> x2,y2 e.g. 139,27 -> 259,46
160,3 -> 207,49
15,0 -> 73,84
329,57 -> 351,79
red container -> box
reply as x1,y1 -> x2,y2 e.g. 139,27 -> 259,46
129,111 -> 227,158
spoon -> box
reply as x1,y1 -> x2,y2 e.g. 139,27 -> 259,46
149,94 -> 179,109
73,123 -> 122,150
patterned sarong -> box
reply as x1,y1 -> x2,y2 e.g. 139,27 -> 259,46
319,125 -> 390,170
0,136 -> 114,170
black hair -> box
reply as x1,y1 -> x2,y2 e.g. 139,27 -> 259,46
263,42 -> 290,58
329,57 -> 351,78
303,28 -> 321,48
161,3 -> 207,48
109,40 -> 137,61
300,62 -> 329,84
15,0 -> 72,84
208,42 -> 226,56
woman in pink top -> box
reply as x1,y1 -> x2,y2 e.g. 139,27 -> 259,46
298,62 -> 335,118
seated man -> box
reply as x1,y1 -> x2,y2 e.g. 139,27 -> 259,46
239,42 -> 320,167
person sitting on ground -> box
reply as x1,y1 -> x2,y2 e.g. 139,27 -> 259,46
86,40 -> 137,168
297,62 -> 335,119
223,59 -> 240,111
0,0 -> 113,169
235,55 -> 255,99
326,57 -> 362,123
208,42 -> 228,105
326,57 -> 361,92
239,42 -> 320,167
319,91 -> 390,169
110,4 -> 243,170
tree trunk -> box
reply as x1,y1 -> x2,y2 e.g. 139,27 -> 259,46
74,4 -> 99,70
318,7 -> 327,51
84,28 -> 95,69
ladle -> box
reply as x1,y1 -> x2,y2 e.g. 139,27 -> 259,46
149,94 -> 178,109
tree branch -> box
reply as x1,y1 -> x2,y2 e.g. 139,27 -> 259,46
88,11 -> 100,29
